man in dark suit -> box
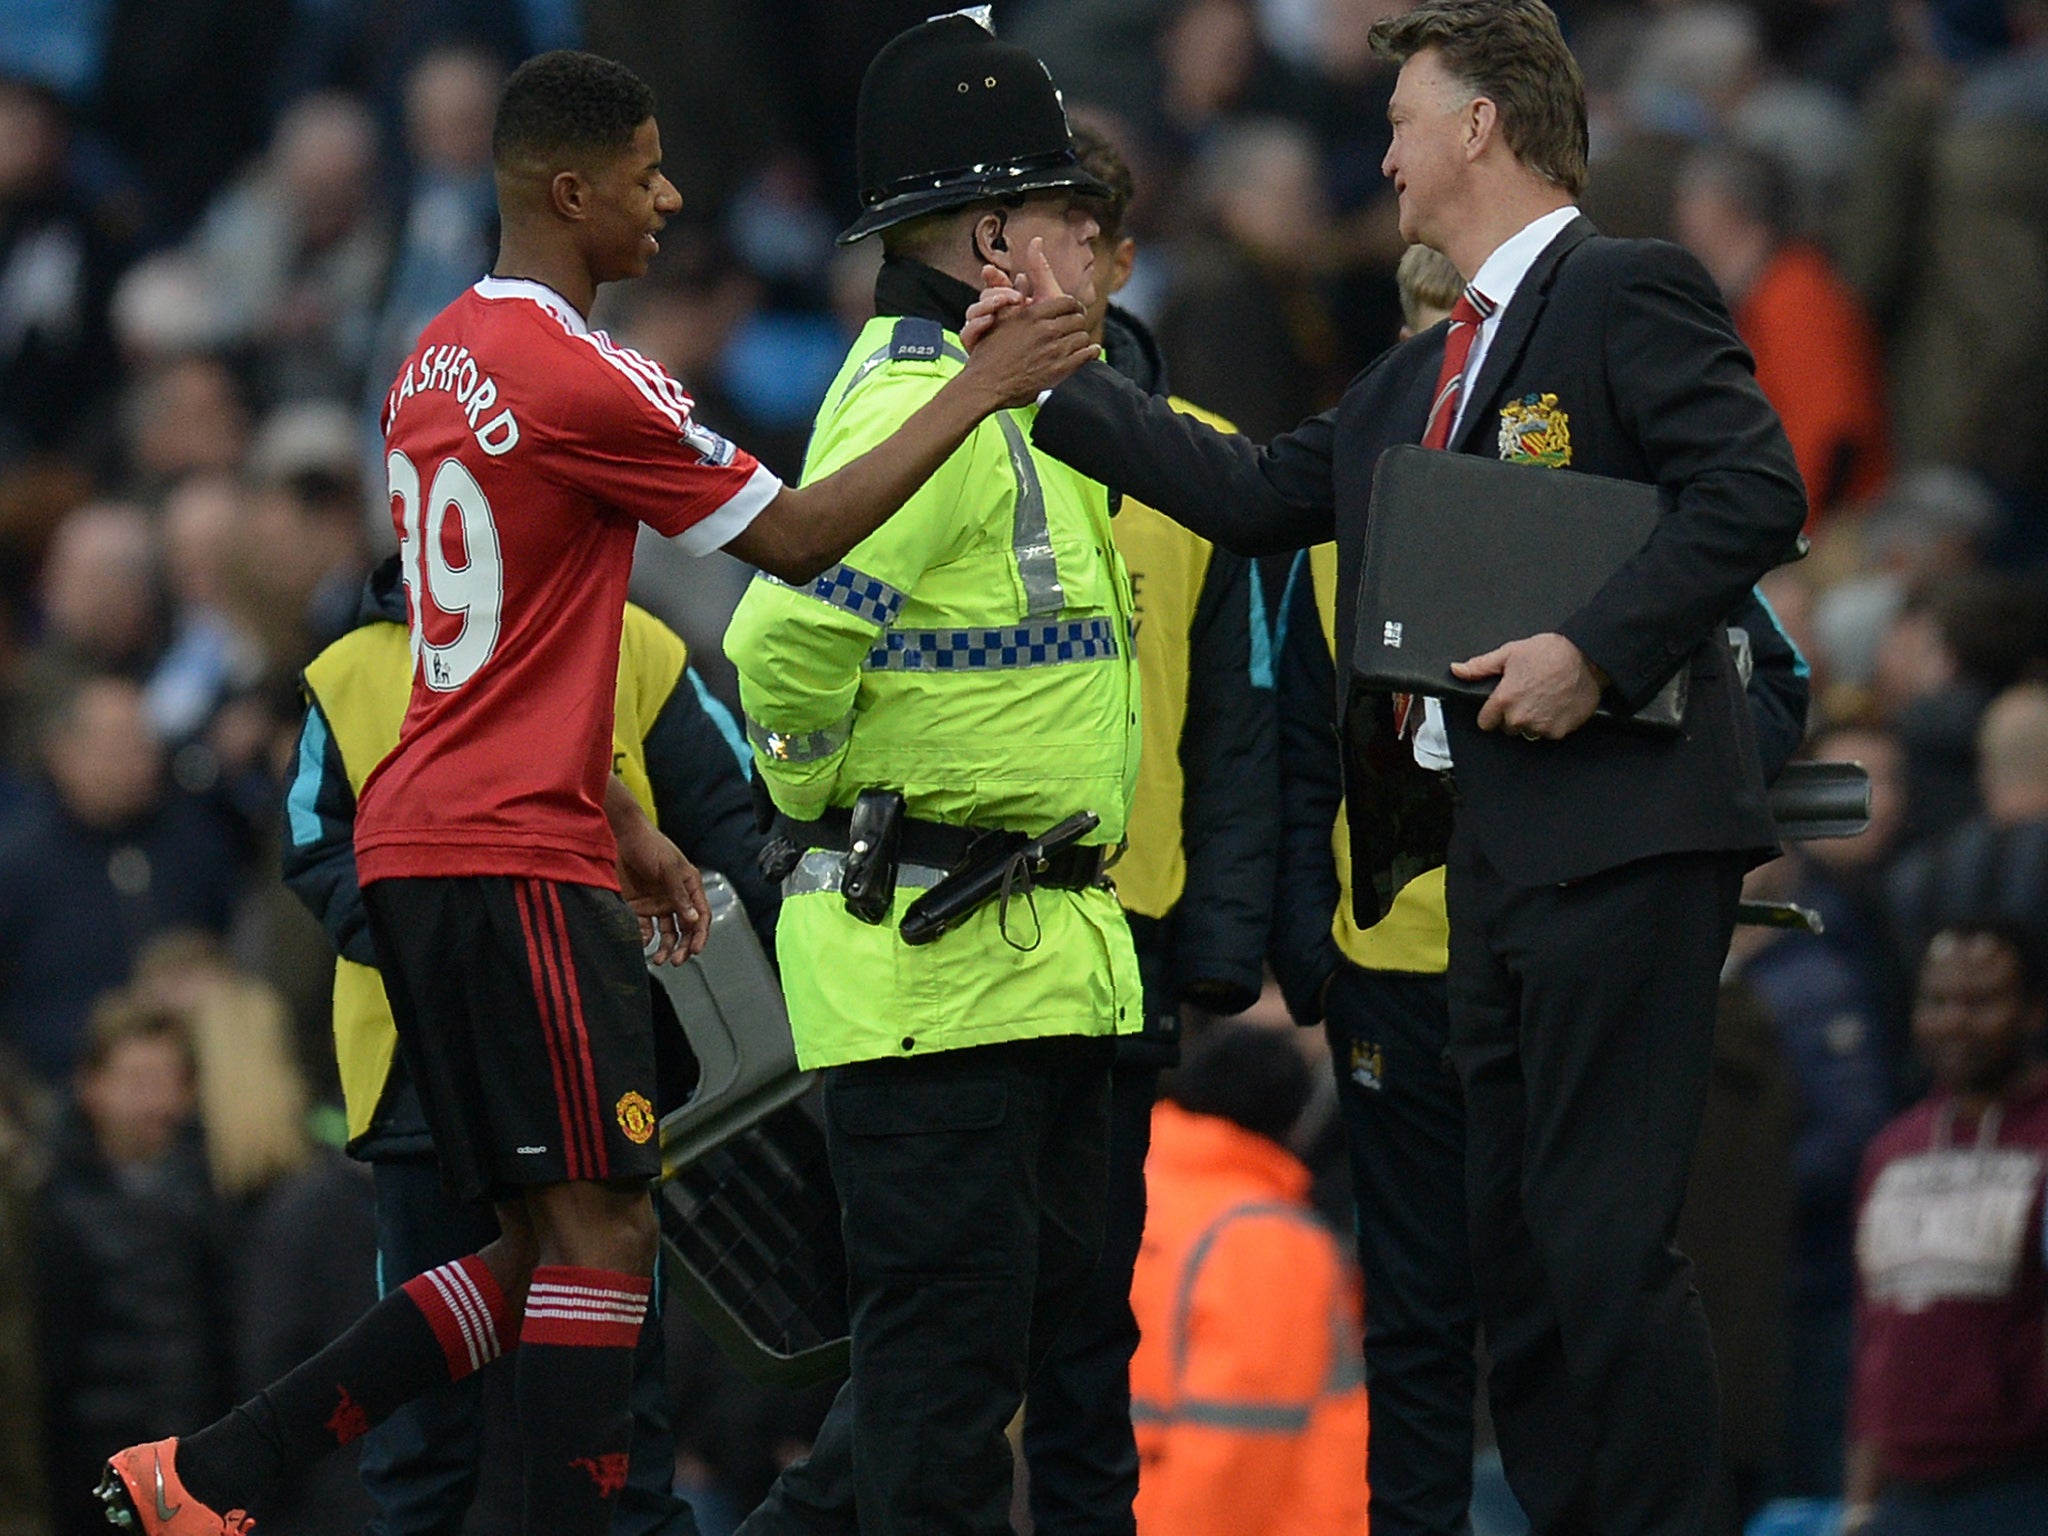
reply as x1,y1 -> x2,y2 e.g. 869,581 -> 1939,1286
969,4 -> 1807,1532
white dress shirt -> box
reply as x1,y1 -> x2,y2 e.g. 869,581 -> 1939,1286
1413,204 -> 1582,772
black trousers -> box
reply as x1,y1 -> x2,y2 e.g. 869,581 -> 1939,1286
1446,836 -> 1744,1536
1324,965 -> 1477,1536
737,1034 -> 1115,1536
1021,1058 -> 1159,1536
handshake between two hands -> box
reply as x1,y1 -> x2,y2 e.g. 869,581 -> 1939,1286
955,237 -> 1099,408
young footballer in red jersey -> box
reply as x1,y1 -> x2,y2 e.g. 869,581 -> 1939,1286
100,49 -> 1096,1536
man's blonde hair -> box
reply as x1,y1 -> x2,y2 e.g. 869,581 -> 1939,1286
1396,244 -> 1464,332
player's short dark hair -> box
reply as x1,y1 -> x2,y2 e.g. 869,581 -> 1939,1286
1070,122 -> 1135,245
492,50 -> 656,168
1370,0 -> 1589,198
1171,1023 -> 1313,1145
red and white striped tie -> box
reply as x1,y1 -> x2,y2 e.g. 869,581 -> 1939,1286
1396,283 -> 1496,738
1420,284 -> 1495,451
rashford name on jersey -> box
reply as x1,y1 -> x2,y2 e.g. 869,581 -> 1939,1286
354,277 -> 778,892
384,340 -> 521,456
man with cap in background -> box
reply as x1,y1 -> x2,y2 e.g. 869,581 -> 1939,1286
723,10 -> 1141,1536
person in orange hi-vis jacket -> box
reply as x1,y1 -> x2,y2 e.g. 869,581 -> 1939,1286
1130,1023 -> 1370,1535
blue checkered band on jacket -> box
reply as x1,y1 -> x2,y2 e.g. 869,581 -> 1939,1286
768,563 -> 908,628
865,618 -> 1121,672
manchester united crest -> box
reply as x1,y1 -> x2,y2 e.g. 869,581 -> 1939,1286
1497,392 -> 1571,467
616,1090 -> 657,1145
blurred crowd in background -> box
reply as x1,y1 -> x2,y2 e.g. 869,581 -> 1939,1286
1,0 -> 2047,1533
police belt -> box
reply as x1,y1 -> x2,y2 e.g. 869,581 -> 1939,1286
784,807 -> 1111,889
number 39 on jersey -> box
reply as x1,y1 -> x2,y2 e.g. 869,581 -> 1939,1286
389,448 -> 504,692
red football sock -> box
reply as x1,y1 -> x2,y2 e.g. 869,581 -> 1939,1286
176,1254 -> 515,1509
515,1265 -> 651,1536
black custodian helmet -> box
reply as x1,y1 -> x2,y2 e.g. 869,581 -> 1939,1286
837,7 -> 1111,245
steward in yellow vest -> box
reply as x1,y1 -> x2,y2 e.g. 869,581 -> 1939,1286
1071,120 -> 1282,1044
1272,543 -> 1449,1008
281,555 -> 777,1157
1102,303 -> 1279,1036
1267,541 -> 1463,1531
1021,117 -> 1281,1536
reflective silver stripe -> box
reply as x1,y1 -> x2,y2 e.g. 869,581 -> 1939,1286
758,563 -> 907,627
1129,1397 -> 1313,1434
836,337 -> 970,408
745,712 -> 854,765
1132,1197 -> 1345,1442
1325,1306 -> 1365,1394
781,848 -> 949,899
836,333 -> 1062,616
836,343 -> 896,407
1173,1201 -> 1314,1384
865,618 -> 1119,672
993,410 -> 1064,615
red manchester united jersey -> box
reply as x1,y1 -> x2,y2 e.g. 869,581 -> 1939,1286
355,276 -> 780,888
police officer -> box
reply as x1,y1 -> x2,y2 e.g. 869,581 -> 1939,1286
722,12 -> 1142,1536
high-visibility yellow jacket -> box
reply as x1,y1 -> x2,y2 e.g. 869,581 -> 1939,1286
1109,380 -> 1277,1026
724,309 -> 1143,1070
1116,396 -> 1244,922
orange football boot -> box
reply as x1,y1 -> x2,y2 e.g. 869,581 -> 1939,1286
97,1440 -> 254,1536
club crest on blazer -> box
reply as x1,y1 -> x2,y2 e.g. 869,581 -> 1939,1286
1498,392 -> 1572,467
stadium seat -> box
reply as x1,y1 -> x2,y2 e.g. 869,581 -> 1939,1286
651,872 -> 849,1386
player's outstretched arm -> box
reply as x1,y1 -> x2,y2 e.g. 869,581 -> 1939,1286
724,238 -> 1095,584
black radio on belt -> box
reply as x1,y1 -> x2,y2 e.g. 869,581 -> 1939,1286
841,788 -> 906,924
